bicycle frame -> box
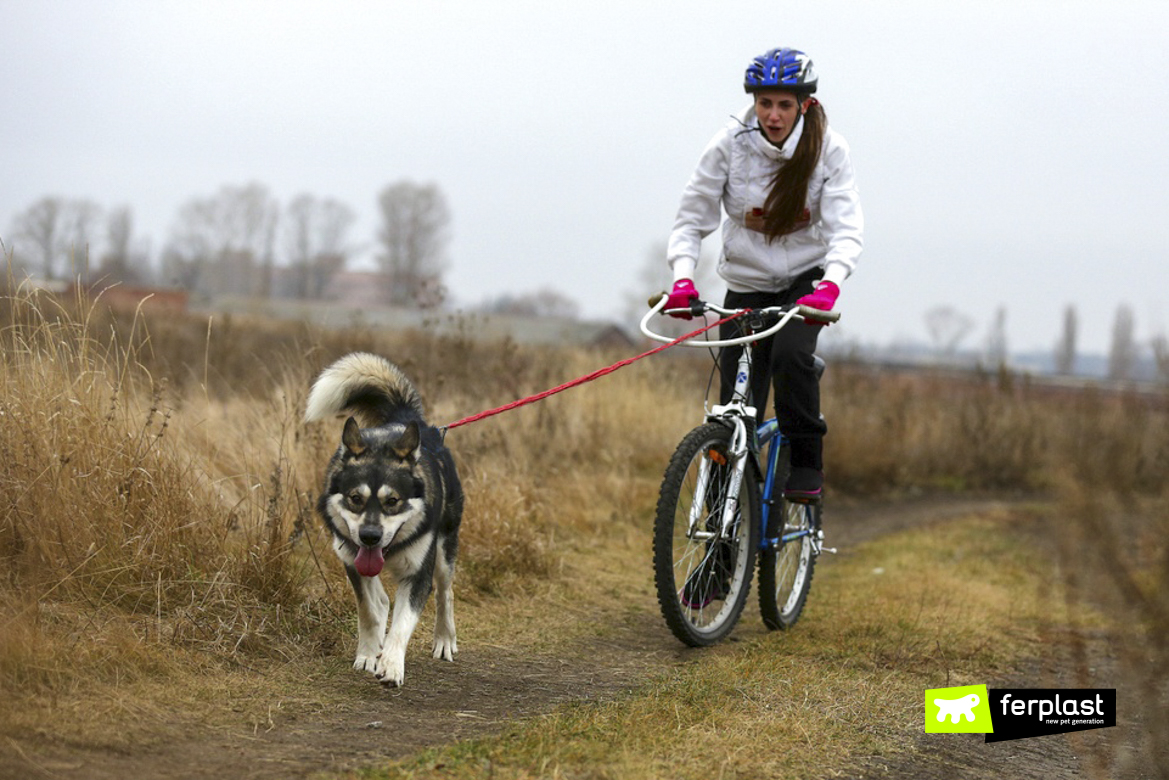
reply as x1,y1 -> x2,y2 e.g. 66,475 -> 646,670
646,295 -> 836,643
640,296 -> 833,554
756,419 -> 811,548
709,359 -> 812,554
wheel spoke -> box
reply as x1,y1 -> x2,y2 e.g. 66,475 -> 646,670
759,481 -> 820,631
654,424 -> 759,645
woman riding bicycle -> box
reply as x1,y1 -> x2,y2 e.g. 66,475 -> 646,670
663,46 -> 864,501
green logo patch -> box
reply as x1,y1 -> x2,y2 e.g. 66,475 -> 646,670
925,684 -> 994,734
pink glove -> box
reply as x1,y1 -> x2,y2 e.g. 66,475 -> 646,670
663,279 -> 699,320
796,281 -> 839,326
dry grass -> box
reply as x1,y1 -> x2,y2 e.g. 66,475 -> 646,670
825,366 -> 1062,493
0,286 -> 328,694
370,510 -> 1056,780
1,278 -> 1167,775
1046,397 -> 1169,777
0,282 -> 695,701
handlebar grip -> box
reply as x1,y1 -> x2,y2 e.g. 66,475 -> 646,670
648,291 -> 667,308
798,304 -> 841,324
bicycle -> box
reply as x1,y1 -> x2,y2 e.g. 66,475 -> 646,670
640,295 -> 839,647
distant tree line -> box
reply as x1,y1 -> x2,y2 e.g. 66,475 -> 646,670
1,180 -> 453,309
920,302 -> 1168,383
1053,302 -> 1168,382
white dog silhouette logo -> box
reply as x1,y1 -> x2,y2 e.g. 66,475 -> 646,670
934,693 -> 980,724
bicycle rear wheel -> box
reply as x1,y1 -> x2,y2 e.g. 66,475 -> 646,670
653,422 -> 759,646
759,493 -> 821,630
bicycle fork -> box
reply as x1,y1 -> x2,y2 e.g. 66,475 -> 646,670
687,417 -> 750,543
688,338 -> 756,543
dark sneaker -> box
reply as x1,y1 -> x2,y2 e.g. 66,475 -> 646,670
680,461 -> 735,608
680,543 -> 732,609
784,467 -> 824,501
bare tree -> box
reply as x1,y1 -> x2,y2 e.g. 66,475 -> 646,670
622,241 -> 726,336
1151,334 -> 1169,385
161,197 -> 216,292
237,185 -> 280,297
283,194 -> 356,299
95,206 -> 151,285
622,241 -> 672,326
924,305 -> 975,358
1054,305 -> 1078,375
1107,304 -> 1137,380
984,306 -> 1008,368
162,183 -> 278,298
10,197 -> 61,278
10,196 -> 102,280
376,180 -> 450,307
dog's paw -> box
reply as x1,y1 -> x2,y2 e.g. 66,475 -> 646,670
432,635 -> 458,662
374,652 -> 405,688
353,654 -> 379,674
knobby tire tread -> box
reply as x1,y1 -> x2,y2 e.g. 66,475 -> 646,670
653,422 -> 760,647
758,497 -> 820,630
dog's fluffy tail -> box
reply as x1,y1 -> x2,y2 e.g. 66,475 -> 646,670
304,353 -> 425,427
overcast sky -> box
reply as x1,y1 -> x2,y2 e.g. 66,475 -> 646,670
3,0 -> 1167,355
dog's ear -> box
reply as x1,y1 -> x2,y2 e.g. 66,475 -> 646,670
342,417 -> 365,456
393,421 -> 422,462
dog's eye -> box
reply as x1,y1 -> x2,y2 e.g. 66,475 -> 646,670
346,492 -> 365,508
384,495 -> 400,508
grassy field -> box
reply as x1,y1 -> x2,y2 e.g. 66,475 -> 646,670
360,507 -> 1057,780
1,282 -> 1166,777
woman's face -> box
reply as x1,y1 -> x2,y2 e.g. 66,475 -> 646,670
754,90 -> 806,146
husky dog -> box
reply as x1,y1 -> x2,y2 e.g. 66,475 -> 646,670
304,353 -> 463,687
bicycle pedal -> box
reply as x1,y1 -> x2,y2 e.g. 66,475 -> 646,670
782,493 -> 823,505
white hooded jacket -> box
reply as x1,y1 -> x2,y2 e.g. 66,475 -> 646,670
668,105 -> 863,293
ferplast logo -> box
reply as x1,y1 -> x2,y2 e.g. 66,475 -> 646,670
984,688 -> 1116,743
925,684 -> 994,734
925,685 -> 1116,742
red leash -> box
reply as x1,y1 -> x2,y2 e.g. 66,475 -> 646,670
442,310 -> 748,433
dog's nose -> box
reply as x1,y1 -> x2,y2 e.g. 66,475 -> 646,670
358,526 -> 383,547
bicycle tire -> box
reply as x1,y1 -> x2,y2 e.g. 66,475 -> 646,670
653,422 -> 760,646
758,474 -> 821,630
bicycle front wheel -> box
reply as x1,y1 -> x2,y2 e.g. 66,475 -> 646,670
653,422 -> 760,647
759,496 -> 821,630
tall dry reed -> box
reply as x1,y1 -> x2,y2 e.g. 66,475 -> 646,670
3,279 -> 1166,718
0,286 -> 334,692
0,286 -> 694,693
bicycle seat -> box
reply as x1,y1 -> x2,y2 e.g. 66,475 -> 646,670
813,355 -> 826,380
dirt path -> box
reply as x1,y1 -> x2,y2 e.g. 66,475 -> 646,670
1,497 -> 1152,780
833,498 -> 1161,780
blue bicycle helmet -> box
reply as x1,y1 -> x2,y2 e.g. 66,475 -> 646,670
744,47 -> 818,94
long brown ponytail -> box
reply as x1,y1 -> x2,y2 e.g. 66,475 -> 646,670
761,100 -> 826,241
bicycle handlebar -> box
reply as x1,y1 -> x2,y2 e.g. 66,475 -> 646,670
640,292 -> 840,348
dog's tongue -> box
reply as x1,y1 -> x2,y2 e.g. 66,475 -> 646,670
354,546 -> 385,577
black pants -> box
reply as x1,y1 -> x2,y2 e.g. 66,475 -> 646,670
718,270 -> 827,461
